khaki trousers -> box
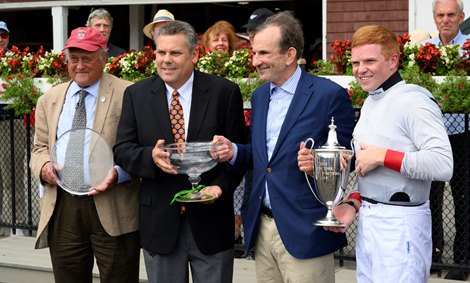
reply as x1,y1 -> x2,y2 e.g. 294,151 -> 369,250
254,213 -> 335,283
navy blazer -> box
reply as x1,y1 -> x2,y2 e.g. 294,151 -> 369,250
114,71 -> 246,255
235,69 -> 356,259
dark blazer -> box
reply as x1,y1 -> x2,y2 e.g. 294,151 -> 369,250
114,71 -> 246,255
235,69 -> 356,259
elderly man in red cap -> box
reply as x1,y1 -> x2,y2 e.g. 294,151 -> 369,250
30,27 -> 140,283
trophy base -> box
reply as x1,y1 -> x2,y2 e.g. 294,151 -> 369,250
314,219 -> 347,227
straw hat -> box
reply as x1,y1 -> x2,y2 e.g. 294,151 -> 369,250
143,9 -> 175,39
409,29 -> 432,44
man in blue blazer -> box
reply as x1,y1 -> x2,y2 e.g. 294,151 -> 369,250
214,11 -> 355,283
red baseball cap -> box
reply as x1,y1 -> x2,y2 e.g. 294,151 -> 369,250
63,27 -> 107,52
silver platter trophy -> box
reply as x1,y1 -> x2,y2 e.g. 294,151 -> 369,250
163,142 -> 221,204
304,118 -> 354,227
51,128 -> 114,195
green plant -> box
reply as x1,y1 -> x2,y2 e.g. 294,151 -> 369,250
330,40 -> 352,75
434,73 -> 470,113
400,65 -> 439,95
309,60 -> 336,76
35,49 -> 69,81
104,46 -> 156,82
226,49 -> 256,78
229,75 -> 263,102
0,74 -> 43,116
196,49 -> 256,79
347,80 -> 368,108
196,51 -> 230,76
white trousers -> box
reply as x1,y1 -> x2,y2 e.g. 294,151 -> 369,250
356,201 -> 432,283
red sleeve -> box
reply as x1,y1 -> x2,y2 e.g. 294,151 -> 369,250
384,149 -> 404,172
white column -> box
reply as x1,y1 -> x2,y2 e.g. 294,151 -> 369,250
129,5 -> 145,51
51,6 -> 68,52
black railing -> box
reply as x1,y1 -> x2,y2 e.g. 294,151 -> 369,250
0,107 -> 40,235
1,107 -> 469,276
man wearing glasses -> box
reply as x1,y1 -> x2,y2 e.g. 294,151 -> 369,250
0,21 -> 9,51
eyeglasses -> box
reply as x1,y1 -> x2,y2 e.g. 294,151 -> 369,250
0,33 -> 9,40
67,54 -> 100,64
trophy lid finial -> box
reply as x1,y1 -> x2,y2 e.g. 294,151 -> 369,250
322,117 -> 345,149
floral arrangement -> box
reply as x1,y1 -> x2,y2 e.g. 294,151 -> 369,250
35,48 -> 68,82
196,48 -> 256,78
0,46 -> 69,117
196,50 -> 230,76
1,74 -> 42,116
311,34 -> 470,113
5,34 -> 466,115
330,39 -> 352,75
435,73 -> 470,113
347,80 -> 368,109
104,45 -> 156,82
0,45 -> 69,80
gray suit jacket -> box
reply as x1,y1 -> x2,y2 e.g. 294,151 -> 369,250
30,73 -> 140,249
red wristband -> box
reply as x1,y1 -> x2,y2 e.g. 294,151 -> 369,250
348,192 -> 362,203
384,149 -> 404,173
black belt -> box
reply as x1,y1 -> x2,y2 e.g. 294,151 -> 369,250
362,196 -> 425,207
261,206 -> 274,218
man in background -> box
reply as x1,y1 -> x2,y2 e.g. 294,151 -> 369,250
0,21 -> 9,50
421,0 -> 470,280
143,9 -> 175,41
86,8 -> 126,58
241,8 -> 274,43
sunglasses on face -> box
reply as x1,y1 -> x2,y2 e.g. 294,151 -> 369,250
0,33 -> 9,39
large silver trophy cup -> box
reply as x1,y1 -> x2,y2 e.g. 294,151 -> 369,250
305,118 -> 354,227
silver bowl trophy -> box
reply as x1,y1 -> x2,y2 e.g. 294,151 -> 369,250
163,142 -> 221,204
304,118 -> 354,227
51,128 -> 114,195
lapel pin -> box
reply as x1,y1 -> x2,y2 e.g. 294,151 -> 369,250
99,96 -> 106,103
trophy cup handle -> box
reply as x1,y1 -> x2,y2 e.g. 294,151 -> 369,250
351,138 -> 361,155
303,138 -> 315,151
302,138 -> 325,206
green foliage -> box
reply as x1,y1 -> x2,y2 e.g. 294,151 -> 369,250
229,75 -> 263,102
0,75 -> 43,116
104,46 -> 157,82
435,74 -> 470,113
400,65 -> 439,95
346,80 -> 368,108
309,60 -> 336,76
196,49 -> 256,79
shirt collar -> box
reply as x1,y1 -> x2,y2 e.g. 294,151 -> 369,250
424,30 -> 469,48
165,72 -> 194,102
270,66 -> 302,95
69,80 -> 100,98
369,71 -> 403,96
